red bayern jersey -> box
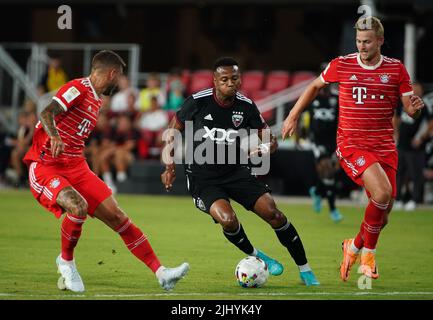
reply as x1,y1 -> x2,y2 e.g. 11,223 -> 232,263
321,53 -> 413,156
24,77 -> 102,166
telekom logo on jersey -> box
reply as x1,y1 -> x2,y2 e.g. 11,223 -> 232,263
353,87 -> 385,104
77,118 -> 92,136
353,87 -> 367,104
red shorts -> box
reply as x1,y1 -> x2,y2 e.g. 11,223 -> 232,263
28,160 -> 112,218
336,147 -> 398,198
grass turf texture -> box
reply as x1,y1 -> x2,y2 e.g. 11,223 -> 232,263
1,189 -> 432,300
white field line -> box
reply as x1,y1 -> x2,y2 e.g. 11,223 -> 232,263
1,291 -> 433,298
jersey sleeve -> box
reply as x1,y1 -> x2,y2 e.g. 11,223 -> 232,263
320,58 -> 340,84
248,102 -> 268,129
399,63 -> 414,97
52,81 -> 85,111
175,96 -> 200,128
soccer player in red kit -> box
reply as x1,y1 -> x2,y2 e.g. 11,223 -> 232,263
282,17 -> 424,280
23,50 -> 189,292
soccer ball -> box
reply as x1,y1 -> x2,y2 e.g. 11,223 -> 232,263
235,256 -> 269,288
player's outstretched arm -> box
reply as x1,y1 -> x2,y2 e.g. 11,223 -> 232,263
281,77 -> 326,140
39,100 -> 66,157
402,95 -> 425,119
161,117 -> 184,191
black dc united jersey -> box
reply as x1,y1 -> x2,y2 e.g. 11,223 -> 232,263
175,88 -> 268,178
307,92 -> 339,148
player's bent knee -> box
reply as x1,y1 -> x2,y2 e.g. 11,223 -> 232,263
269,209 -> 286,227
70,200 -> 88,217
106,207 -> 128,229
57,188 -> 88,217
372,188 -> 392,204
219,214 -> 239,231
260,202 -> 283,219
113,211 -> 128,229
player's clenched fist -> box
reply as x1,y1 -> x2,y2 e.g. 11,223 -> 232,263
410,95 -> 424,115
50,136 -> 65,158
410,95 -> 424,109
161,165 -> 176,191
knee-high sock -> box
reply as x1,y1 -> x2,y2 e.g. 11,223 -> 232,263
223,224 -> 254,255
61,213 -> 86,261
362,199 -> 387,250
116,218 -> 161,273
274,221 -> 308,266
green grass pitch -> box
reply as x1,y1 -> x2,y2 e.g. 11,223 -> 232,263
1,189 -> 432,300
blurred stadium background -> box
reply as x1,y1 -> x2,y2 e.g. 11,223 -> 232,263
1,0 -> 433,206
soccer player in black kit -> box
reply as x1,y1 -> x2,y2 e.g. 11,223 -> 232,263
301,83 -> 343,223
161,57 -> 319,286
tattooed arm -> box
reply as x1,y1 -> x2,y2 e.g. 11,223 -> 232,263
39,100 -> 66,157
161,117 -> 184,191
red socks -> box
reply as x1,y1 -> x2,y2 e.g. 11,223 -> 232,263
60,214 -> 161,272
116,219 -> 161,273
354,199 -> 388,251
61,213 -> 86,261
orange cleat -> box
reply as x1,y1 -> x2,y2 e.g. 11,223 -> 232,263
340,239 -> 359,281
360,251 -> 379,279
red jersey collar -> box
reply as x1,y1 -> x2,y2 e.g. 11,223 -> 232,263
356,53 -> 384,70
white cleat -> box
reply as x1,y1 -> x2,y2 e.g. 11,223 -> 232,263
156,263 -> 190,291
56,255 -> 85,292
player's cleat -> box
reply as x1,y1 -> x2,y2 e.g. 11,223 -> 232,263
300,270 -> 320,286
256,250 -> 284,276
330,209 -> 343,223
340,239 -> 359,281
56,255 -> 85,292
309,186 -> 322,213
157,263 -> 190,291
360,251 -> 379,279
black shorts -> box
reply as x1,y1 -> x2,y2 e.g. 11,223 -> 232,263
185,166 -> 271,214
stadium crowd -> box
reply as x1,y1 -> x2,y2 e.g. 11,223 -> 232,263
0,65 -> 187,193
1,57 -> 433,208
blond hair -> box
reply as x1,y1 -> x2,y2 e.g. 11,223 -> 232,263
354,16 -> 384,38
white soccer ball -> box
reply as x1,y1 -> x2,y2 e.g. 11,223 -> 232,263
235,256 -> 269,288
